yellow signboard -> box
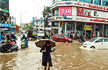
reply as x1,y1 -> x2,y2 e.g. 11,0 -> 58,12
84,25 -> 92,30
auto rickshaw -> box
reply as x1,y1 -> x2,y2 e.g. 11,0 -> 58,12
27,30 -> 37,40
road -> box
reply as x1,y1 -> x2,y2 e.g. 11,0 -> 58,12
0,38 -> 108,70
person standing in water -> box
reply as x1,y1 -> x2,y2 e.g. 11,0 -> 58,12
40,41 -> 55,70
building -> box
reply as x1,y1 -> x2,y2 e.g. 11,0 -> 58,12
0,0 -> 10,32
49,0 -> 108,38
34,18 -> 44,30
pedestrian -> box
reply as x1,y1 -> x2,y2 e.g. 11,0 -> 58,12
40,41 -> 55,70
72,32 -> 75,39
10,32 -> 17,44
68,32 -> 69,37
6,35 -> 11,41
0,32 -> 4,41
70,32 -> 73,39
76,33 -> 79,39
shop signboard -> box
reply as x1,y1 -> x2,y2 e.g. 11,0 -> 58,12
38,20 -> 43,22
0,23 -> 10,27
76,18 -> 87,21
77,7 -> 108,19
51,3 -> 58,8
90,19 -> 108,23
64,16 -> 72,20
84,25 -> 92,30
59,6 -> 72,16
32,17 -> 35,26
49,16 -> 108,24
51,1 -> 108,11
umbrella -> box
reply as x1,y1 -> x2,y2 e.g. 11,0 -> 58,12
35,39 -> 56,48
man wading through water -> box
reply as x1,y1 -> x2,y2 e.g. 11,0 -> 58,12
40,41 -> 55,70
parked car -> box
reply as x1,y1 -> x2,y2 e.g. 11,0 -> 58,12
53,34 -> 73,43
83,37 -> 108,49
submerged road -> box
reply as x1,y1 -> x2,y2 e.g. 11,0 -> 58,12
0,37 -> 108,70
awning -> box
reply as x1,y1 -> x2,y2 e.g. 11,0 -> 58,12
0,28 -> 9,31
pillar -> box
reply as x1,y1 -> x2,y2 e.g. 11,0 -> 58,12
84,23 -> 87,36
91,24 -> 94,38
93,24 -> 96,37
65,22 -> 67,35
92,0 -> 94,4
100,24 -> 102,37
107,27 -> 108,37
58,22 -> 61,34
75,22 -> 76,34
101,0 -> 103,6
103,24 -> 104,37
73,22 -> 75,32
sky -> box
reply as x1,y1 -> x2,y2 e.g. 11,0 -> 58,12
9,0 -> 52,25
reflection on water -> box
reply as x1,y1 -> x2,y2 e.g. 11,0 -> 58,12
0,40 -> 108,70
0,53 -> 17,70
52,42 -> 108,70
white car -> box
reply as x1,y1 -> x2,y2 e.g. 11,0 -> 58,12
83,37 -> 108,50
37,31 -> 45,38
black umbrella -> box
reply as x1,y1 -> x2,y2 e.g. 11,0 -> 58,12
35,39 -> 56,48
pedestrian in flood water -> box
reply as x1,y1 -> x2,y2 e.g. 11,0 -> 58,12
40,41 -> 56,70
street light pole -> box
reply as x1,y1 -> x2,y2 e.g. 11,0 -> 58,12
20,11 -> 26,31
20,12 -> 22,30
61,14 -> 65,34
44,5 -> 45,39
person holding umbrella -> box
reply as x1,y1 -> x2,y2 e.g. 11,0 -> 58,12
40,41 -> 56,70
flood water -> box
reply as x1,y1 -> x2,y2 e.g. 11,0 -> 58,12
0,38 -> 108,70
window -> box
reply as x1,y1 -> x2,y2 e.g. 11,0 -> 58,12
96,39 -> 103,42
79,0 -> 92,4
53,9 -> 59,16
56,35 -> 59,37
89,37 -> 98,42
104,39 -> 108,42
102,0 -> 108,7
52,22 -> 58,27
0,11 -> 9,23
0,0 -> 9,10
60,35 -> 64,38
94,0 -> 101,5
62,0 -> 77,1
53,0 -> 59,4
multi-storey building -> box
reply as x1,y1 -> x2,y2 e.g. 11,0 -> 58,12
0,0 -> 10,32
49,0 -> 108,38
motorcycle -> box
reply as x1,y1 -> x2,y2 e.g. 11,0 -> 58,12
0,40 -> 18,53
21,39 -> 28,49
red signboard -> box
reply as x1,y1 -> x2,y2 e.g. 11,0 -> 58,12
90,19 -> 108,23
77,7 -> 84,16
89,4 -> 108,11
59,6 -> 72,16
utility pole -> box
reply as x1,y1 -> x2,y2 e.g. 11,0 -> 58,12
20,12 -> 22,30
44,5 -> 45,39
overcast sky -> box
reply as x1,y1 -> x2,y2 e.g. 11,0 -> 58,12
9,0 -> 52,25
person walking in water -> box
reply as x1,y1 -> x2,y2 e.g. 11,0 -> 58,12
0,32 -> 4,41
40,41 -> 55,70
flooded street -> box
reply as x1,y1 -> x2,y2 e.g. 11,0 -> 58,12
0,38 -> 108,70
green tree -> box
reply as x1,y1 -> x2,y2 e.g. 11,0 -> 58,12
22,21 -> 33,30
43,6 -> 51,27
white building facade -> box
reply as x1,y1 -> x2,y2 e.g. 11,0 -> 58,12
49,0 -> 108,38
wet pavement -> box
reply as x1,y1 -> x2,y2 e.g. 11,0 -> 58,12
0,38 -> 108,70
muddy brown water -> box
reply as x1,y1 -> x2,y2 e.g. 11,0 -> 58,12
0,40 -> 108,70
